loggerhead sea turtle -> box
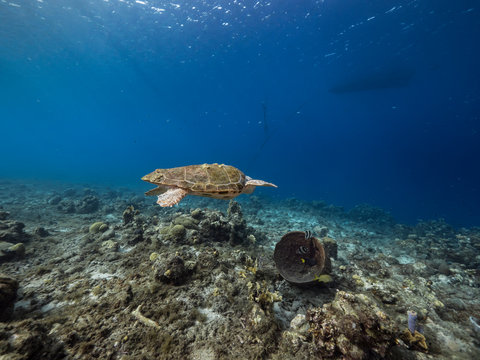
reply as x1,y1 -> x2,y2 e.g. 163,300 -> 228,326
141,163 -> 277,207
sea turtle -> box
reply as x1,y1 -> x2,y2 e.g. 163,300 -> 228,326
141,163 -> 277,207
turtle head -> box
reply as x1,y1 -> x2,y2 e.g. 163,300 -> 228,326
141,169 -> 165,184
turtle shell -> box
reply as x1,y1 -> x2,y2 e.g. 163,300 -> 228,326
145,163 -> 246,198
273,231 -> 326,285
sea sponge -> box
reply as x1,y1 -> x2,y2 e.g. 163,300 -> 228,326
274,231 -> 328,285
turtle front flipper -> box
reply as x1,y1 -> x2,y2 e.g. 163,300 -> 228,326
156,188 -> 188,207
145,186 -> 166,196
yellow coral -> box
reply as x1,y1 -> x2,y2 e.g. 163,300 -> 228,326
401,328 -> 428,352
314,274 -> 333,284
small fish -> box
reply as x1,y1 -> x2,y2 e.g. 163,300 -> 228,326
296,245 -> 309,255
295,232 -> 318,266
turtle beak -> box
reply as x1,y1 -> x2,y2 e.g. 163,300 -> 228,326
141,172 -> 154,183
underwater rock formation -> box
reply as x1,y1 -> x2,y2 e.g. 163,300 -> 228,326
160,223 -> 187,243
186,201 -> 260,245
53,193 -> 101,214
34,227 -> 50,237
121,206 -> 145,245
0,320 -> 66,358
307,291 -> 397,359
76,195 -> 100,214
0,211 -> 9,220
47,194 -> 62,205
0,219 -> 30,243
197,209 -> 232,243
0,242 -> 25,261
153,254 -> 192,285
347,204 -> 396,226
227,200 -> 248,244
0,273 -> 18,321
0,219 -> 29,262
122,205 -> 139,225
56,199 -> 75,213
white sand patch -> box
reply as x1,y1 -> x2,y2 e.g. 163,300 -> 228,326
90,271 -> 116,280
197,307 -> 223,323
119,246 -> 133,253
397,255 -> 415,264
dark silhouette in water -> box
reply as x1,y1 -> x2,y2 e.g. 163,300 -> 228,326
248,100 -> 309,166
262,101 -> 268,140
249,65 -> 415,164
329,67 -> 415,93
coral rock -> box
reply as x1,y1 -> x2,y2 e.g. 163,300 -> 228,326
122,205 -> 139,225
0,220 -> 30,243
77,195 -> 100,214
89,221 -> 108,234
400,328 -> 428,352
307,291 -> 397,359
154,255 -> 190,285
0,273 -> 18,321
0,241 -> 26,261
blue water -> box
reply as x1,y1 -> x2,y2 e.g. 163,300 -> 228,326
1,0 -> 479,226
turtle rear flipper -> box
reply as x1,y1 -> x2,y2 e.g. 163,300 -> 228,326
246,179 -> 277,187
243,178 -> 277,194
156,188 -> 188,207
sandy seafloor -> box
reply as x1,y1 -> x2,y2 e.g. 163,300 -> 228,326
0,178 -> 479,360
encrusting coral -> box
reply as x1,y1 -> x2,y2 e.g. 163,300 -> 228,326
307,290 -> 397,359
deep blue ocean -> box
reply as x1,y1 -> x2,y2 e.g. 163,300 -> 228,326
0,0 -> 479,227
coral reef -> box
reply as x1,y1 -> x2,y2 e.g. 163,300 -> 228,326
153,254 -> 192,285
76,195 -> 100,214
0,241 -> 26,261
0,179 -> 479,359
0,273 -> 18,321
307,291 -> 397,359
0,219 -> 30,243
400,328 -> 429,352
227,200 -> 248,244
89,221 -> 108,234
122,205 -> 139,225
0,320 -> 66,358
